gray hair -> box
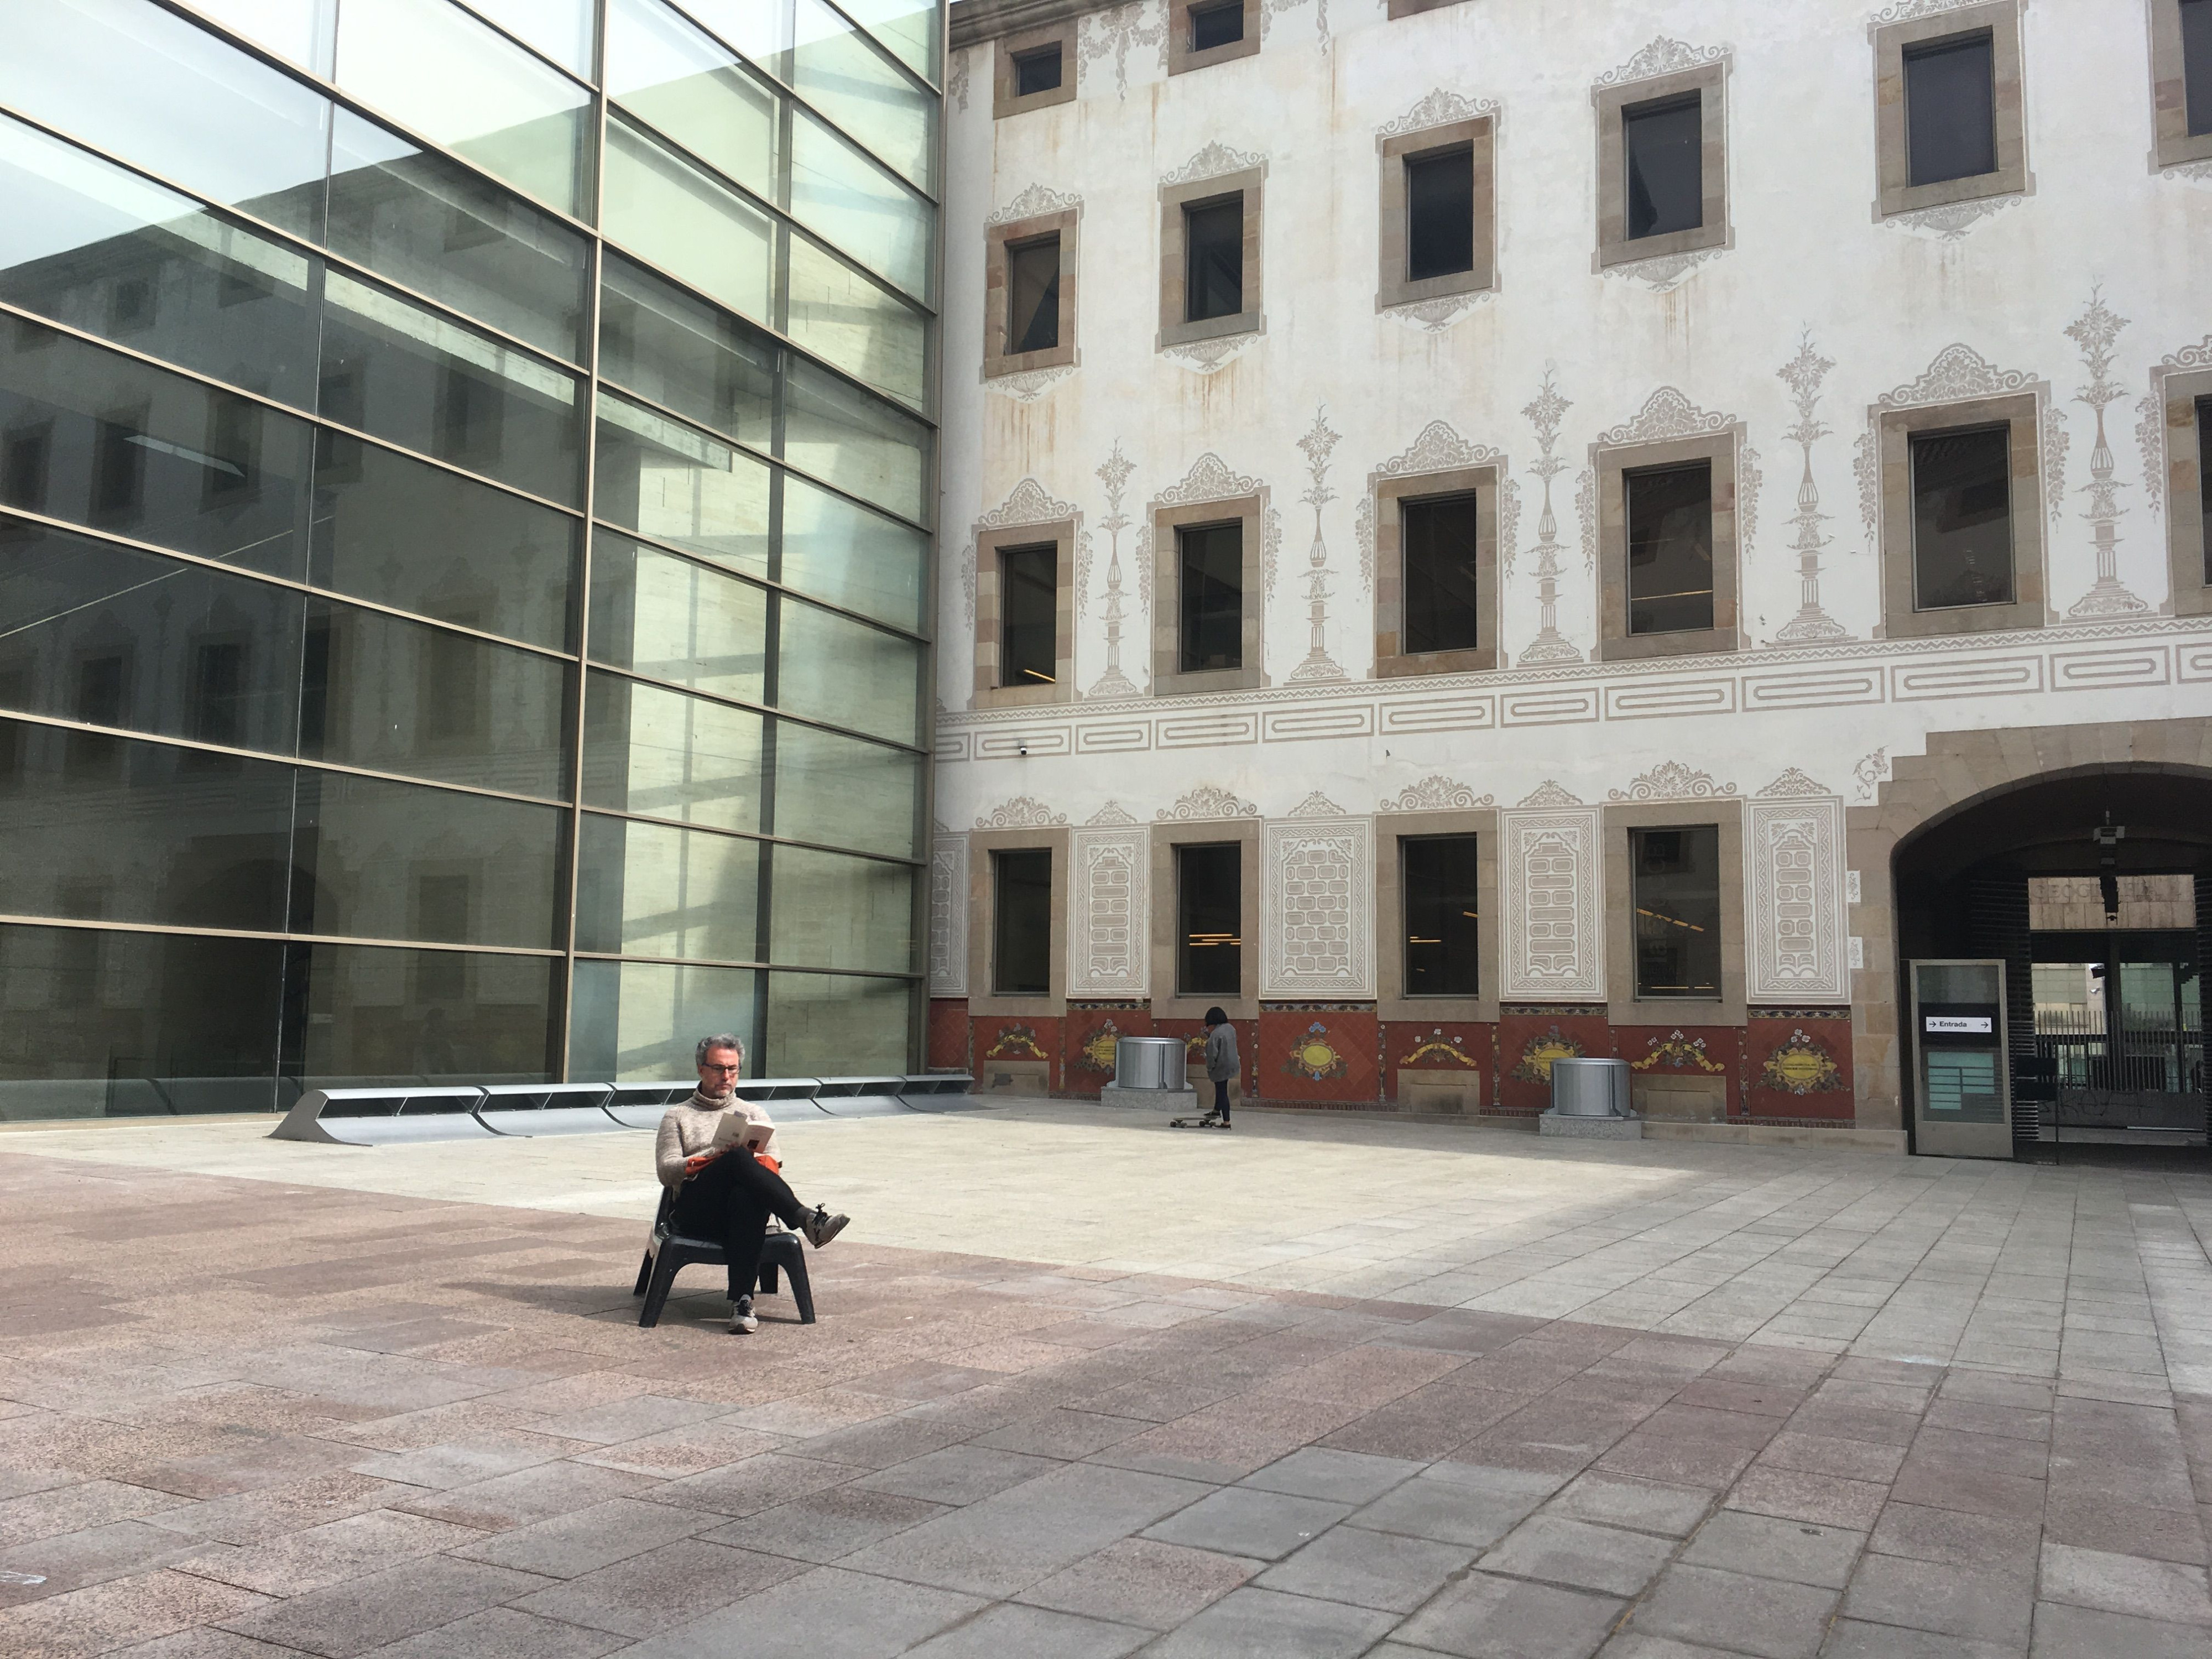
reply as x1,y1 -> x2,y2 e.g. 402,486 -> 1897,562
695,1033 -> 745,1066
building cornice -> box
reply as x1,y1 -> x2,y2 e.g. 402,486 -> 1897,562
951,0 -> 1117,50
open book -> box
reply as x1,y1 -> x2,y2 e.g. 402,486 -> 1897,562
707,1112 -> 771,1154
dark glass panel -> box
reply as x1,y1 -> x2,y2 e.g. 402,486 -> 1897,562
1184,199 -> 1243,322
1905,34 -> 1997,186
588,530 -> 769,705
597,253 -> 776,453
1911,425 -> 2013,609
766,970 -> 911,1074
2188,0 -> 2212,136
1008,237 -> 1060,354
1406,147 -> 1475,281
1015,44 -> 1063,96
1178,521 -> 1243,672
1404,834 -> 1479,998
575,812 -> 761,962
1624,93 -> 1702,241
999,543 -> 1058,687
309,430 -> 579,650
1625,462 -> 1714,635
773,719 -> 919,860
1632,826 -> 1721,998
1,320 -> 311,580
1402,494 -> 1480,655
2197,397 -> 2211,584
1176,841 -> 1240,998
992,847 -> 1052,996
281,938 -> 556,1088
780,470 -> 928,632
569,957 -> 759,1081
581,669 -> 765,836
593,395 -> 773,583
1190,2 -> 1243,51
776,596 -> 922,745
770,844 -> 913,973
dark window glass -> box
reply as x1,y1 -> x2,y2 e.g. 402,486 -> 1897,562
1910,424 -> 2013,609
1905,33 -> 1997,186
1623,93 -> 1703,240
2198,396 -> 2212,584
188,639 -> 249,745
993,847 -> 1052,996
1008,237 -> 1061,355
1014,44 -> 1063,96
1176,842 -> 1240,997
1184,199 -> 1244,323
1404,834 -> 1479,997
1632,826 -> 1720,999
1401,494 -> 1481,655
1178,521 -> 1243,672
3,420 -> 50,512
1000,542 -> 1057,686
596,254 -> 775,453
1191,1 -> 1244,50
1406,147 -> 1475,282
1625,462 -> 1714,635
281,939 -> 557,1089
2188,0 -> 2212,136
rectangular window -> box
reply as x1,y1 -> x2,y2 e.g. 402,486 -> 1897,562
2188,0 -> 2212,135
1176,842 -> 1240,997
1625,462 -> 1714,635
1911,425 -> 2015,609
1008,236 -> 1061,355
1905,33 -> 1997,185
1623,93 -> 1703,241
1014,44 -> 1062,96
1184,198 -> 1244,323
992,847 -> 1052,997
1178,522 -> 1243,672
2199,395 -> 2212,582
1191,1 -> 1244,51
188,640 -> 249,747
999,544 -> 1058,687
1632,826 -> 1720,999
1401,495 -> 1482,655
1404,835 -> 1479,998
1405,147 -> 1474,281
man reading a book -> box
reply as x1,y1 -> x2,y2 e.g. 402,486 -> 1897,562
654,1033 -> 851,1334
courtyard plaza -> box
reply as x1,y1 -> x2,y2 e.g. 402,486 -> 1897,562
4,1105 -> 2212,1655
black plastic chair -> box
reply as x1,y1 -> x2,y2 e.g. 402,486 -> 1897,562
632,1186 -> 816,1328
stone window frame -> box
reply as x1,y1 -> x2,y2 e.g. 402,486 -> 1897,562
1158,168 -> 1265,351
1593,431 -> 1740,662
973,518 -> 1077,708
1871,0 -> 2031,220
994,21 -> 1078,119
1150,817 -> 1261,1021
1388,0 -> 1472,17
1373,463 -> 1499,677
1167,0 -> 1261,75
1875,393 -> 2047,639
2150,0 -> 2212,169
984,208 -> 1079,380
1376,116 -> 1496,312
1151,492 -> 1270,696
967,825 -> 1070,1018
1592,60 -> 1730,273
2159,367 -> 2212,615
1604,799 -> 1746,1027
1376,808 -> 1499,1024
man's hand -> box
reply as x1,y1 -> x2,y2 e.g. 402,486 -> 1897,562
684,1150 -> 721,1175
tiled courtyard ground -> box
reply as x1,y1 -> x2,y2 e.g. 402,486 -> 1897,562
4,1105 -> 2212,1656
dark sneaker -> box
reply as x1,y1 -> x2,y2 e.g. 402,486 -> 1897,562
802,1207 -> 849,1249
729,1295 -> 759,1334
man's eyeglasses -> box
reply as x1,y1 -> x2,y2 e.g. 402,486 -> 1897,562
701,1062 -> 742,1074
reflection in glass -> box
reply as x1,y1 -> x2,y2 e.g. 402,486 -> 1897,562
780,470 -> 927,630
570,957 -> 759,1080
284,939 -> 556,1086
776,596 -> 919,744
787,235 -> 928,411
576,813 -> 761,961
593,395 -> 773,581
766,970 -> 909,1074
1904,33 -> 1997,187
1631,825 -> 1721,998
833,0 -> 942,85
790,110 -> 932,301
770,844 -> 913,973
792,0 -> 936,190
786,353 -> 929,526
469,0 -> 597,79
603,118 -> 776,328
1911,424 -> 2013,609
1624,462 -> 1714,635
1624,94 -> 1702,241
772,718 -> 918,859
606,0 -> 781,204
598,253 -> 775,451
588,531 -> 768,705
189,0 -> 338,75
992,847 -> 1051,996
582,670 -> 765,835
1403,834 -> 1478,997
1176,841 -> 1240,997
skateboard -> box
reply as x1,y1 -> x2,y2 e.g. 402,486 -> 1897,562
1168,1113 -> 1233,1129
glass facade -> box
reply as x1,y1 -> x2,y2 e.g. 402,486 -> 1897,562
0,0 -> 939,1118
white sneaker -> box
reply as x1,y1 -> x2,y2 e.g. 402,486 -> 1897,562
801,1207 -> 849,1249
729,1295 -> 759,1334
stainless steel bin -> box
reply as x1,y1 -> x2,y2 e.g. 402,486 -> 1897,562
1550,1057 -> 1631,1118
1114,1037 -> 1187,1091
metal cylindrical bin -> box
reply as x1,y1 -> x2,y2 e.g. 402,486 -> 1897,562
1114,1036 -> 1187,1091
1550,1057 -> 1632,1118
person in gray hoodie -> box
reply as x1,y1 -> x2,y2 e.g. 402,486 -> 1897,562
1201,1006 -> 1238,1128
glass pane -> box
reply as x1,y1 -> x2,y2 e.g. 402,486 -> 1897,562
2199,397 -> 2212,584
576,812 -> 761,961
765,970 -> 910,1073
0,0 -> 332,241
792,0 -> 935,189
0,116 -> 319,407
1008,238 -> 1059,354
1014,45 -> 1061,98
588,529 -> 769,704
992,846 -> 1050,995
570,957 -> 759,1081
189,0 -> 338,74
598,253 -> 776,451
1905,34 -> 1997,186
1178,521 -> 1243,672
0,721 -> 293,932
285,939 -> 556,1086
791,109 -> 932,300
998,542 -> 1057,686
830,0 -> 941,87
594,394 -> 773,581
1911,425 -> 2013,609
291,769 -> 567,948
607,0 -> 781,204
784,354 -> 929,524
301,599 -> 572,799
470,0 -> 597,79
771,718 -> 918,858
787,234 -> 928,411
1,319 -> 313,581
582,669 -> 765,834
1176,841 -> 1240,997
1402,494 -> 1480,654
0,922 -> 283,1118
1190,1 -> 1242,50
779,469 -> 927,630
1403,834 -> 1478,997
310,429 -> 580,650
0,521 -> 304,755
603,118 -> 776,328
1625,462 -> 1713,635
1624,93 -> 1702,240
2188,0 -> 2212,137
770,843 -> 912,972
776,594 -> 920,743
1631,825 -> 1720,998
1406,148 -> 1474,281
1185,200 -> 1243,322
317,269 -> 584,504
326,108 -> 591,362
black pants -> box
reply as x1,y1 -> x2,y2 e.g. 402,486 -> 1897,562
672,1150 -> 807,1300
1213,1079 -> 1232,1119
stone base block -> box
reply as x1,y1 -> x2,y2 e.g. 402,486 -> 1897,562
1100,1084 -> 1198,1114
1540,1109 -> 1643,1140
1401,1077 -> 1479,1115
979,1060 -> 1050,1095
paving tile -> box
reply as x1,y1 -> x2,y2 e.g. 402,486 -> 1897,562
446,1496 -> 705,1578
614,1564 -> 984,1659
1868,1503 -> 2041,1575
972,1411 -> 1150,1461
1821,1620 -> 2021,1658
1015,1538 -> 1258,1630
1144,1487 -> 1352,1562
106,1629 -> 315,1659
712,1485 -> 948,1564
1254,1522 -> 1470,1611
0,1478 -> 196,1546
1680,1510 -> 1864,1588
1392,1569 -> 1626,1659
1888,1462 -> 2045,1521
1629,1563 -> 1837,1659
656,1454 -> 857,1520
900,1601 -> 1150,1659
352,1606 -> 627,1658
785,1415 -> 978,1473
2028,1601 -> 2212,1658
2039,1544 -> 2212,1626
1755,1430 -> 1907,1484
0,1567 -> 274,1656
2042,1493 -> 2208,1564
853,1445 -> 1058,1506
1549,1474 -> 1716,1538
217,1556 -> 552,1658
181,1509 -> 484,1596
1481,1513 -> 1677,1598
1844,1554 -> 2032,1645
510,1538 -> 804,1637
1137,1586 -> 1395,1658
569,1420 -> 786,1479
347,1437 -> 564,1493
1237,1448 -> 1424,1505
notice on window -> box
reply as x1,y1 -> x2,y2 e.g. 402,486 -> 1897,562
1924,1051 -> 2003,1123
1923,1014 -> 1993,1034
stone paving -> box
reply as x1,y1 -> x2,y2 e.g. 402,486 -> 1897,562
4,1106 -> 2212,1655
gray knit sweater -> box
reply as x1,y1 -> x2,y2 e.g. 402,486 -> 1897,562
653,1091 -> 782,1190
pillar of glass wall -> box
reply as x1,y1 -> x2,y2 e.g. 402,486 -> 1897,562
0,0 -> 938,1118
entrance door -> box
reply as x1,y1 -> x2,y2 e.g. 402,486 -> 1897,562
2032,942 -> 2205,1145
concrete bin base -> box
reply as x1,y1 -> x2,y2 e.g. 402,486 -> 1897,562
1101,1084 -> 1198,1113
1539,1108 -> 1642,1140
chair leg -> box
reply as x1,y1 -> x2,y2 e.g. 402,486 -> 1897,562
758,1260 -> 780,1297
632,1246 -> 655,1297
638,1249 -> 682,1328
782,1248 -> 816,1324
